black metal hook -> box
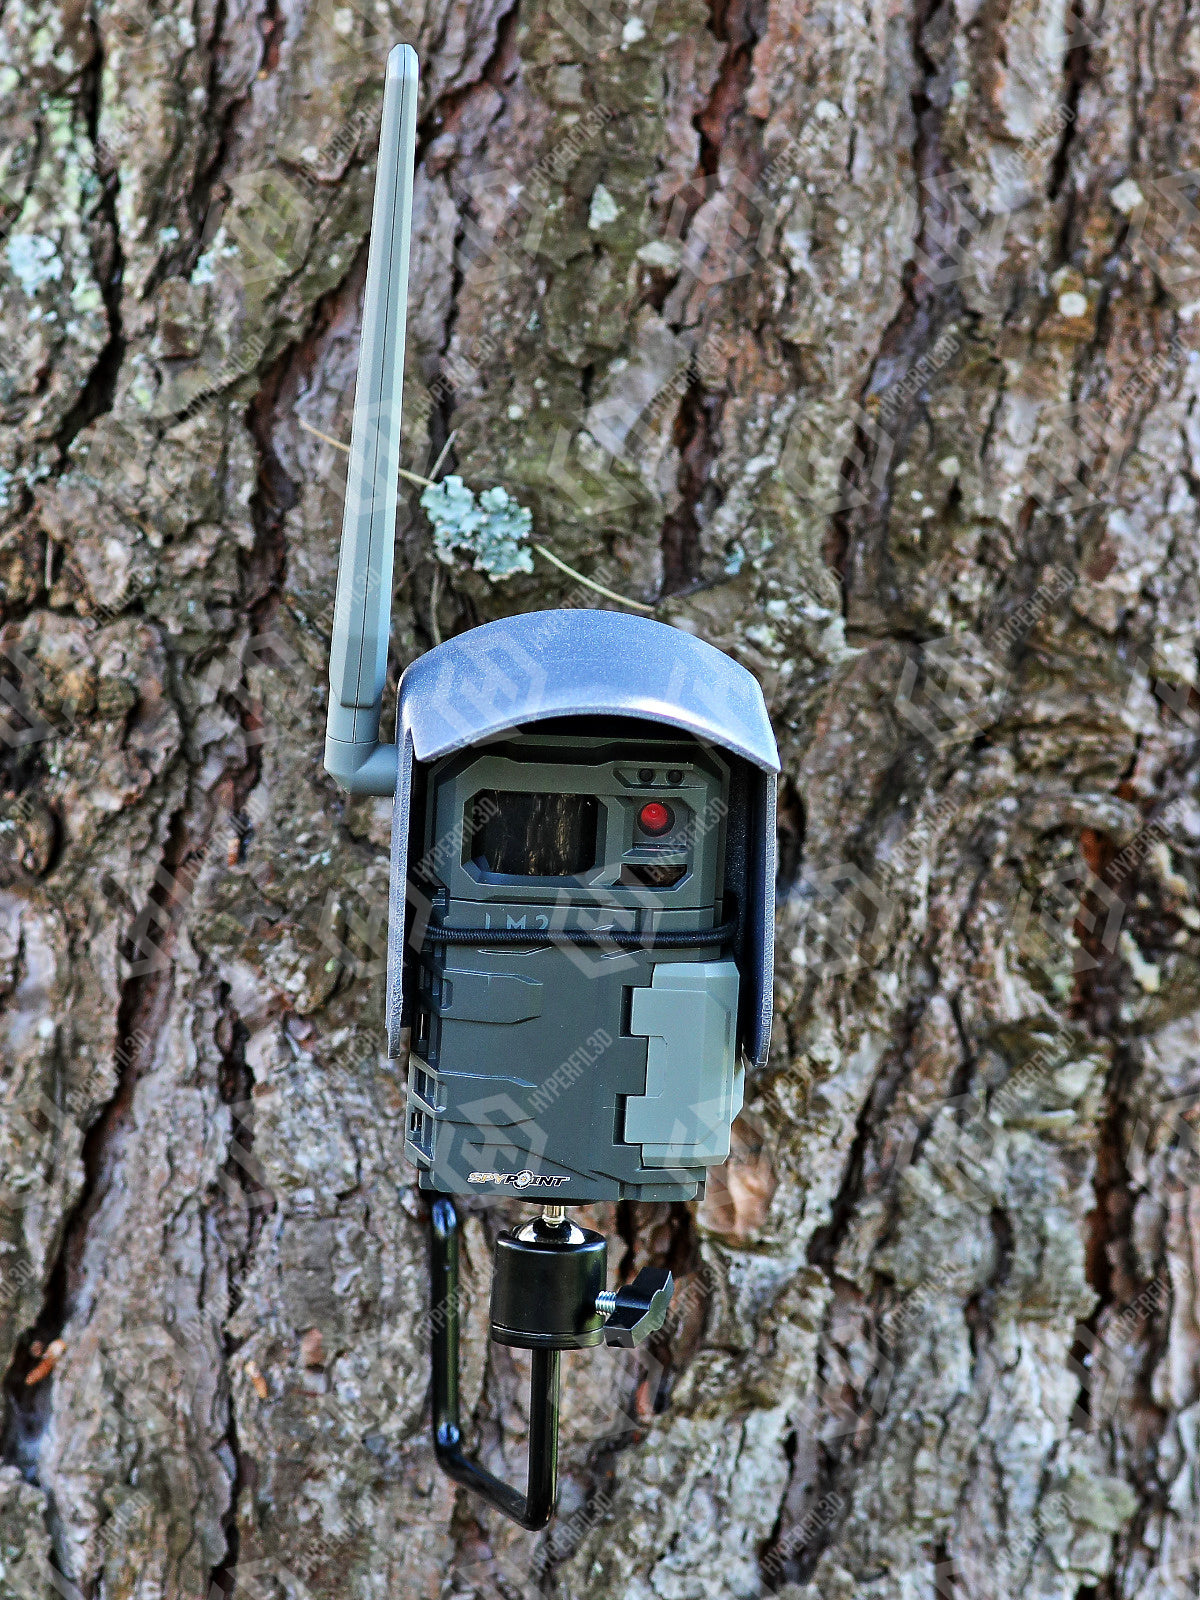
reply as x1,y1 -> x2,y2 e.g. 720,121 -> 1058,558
428,1196 -> 560,1530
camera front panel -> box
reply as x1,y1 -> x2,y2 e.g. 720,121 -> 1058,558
403,731 -> 744,1202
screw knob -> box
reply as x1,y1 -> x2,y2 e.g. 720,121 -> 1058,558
597,1267 -> 674,1348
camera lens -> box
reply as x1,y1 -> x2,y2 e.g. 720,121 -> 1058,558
666,768 -> 684,786
638,768 -> 655,784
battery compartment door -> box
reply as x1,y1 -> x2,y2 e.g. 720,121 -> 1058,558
626,960 -> 743,1167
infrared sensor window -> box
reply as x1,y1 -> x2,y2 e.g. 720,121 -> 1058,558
619,862 -> 688,888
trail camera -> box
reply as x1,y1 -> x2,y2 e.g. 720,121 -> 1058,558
392,613 -> 779,1201
325,45 -> 779,1529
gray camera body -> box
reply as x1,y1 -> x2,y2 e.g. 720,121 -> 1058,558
387,610 -> 779,1205
407,730 -> 734,1201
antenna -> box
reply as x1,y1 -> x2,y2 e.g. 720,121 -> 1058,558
324,43 -> 419,795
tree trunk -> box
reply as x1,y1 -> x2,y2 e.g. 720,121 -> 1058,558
2,0 -> 1199,1595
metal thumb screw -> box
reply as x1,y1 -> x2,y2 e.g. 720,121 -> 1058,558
597,1267 -> 675,1347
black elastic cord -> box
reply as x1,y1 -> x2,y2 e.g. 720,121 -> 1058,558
423,919 -> 735,949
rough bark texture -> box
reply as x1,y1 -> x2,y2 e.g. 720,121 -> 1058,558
2,0 -> 1200,1596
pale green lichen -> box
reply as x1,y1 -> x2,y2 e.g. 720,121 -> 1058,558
6,233 -> 62,294
70,278 -> 103,312
420,476 -> 534,581
588,184 -> 620,228
191,245 -> 219,285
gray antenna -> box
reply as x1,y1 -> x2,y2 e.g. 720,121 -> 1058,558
324,43 -> 419,795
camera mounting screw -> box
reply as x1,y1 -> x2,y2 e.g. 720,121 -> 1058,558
596,1267 -> 675,1347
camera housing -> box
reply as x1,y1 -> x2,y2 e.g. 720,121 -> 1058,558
388,609 -> 779,1205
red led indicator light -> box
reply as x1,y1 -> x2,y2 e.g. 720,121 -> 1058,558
637,801 -> 674,836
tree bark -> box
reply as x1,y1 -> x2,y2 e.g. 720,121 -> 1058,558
2,0 -> 1200,1596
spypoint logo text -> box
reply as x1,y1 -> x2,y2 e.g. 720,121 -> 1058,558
468,1169 -> 571,1189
